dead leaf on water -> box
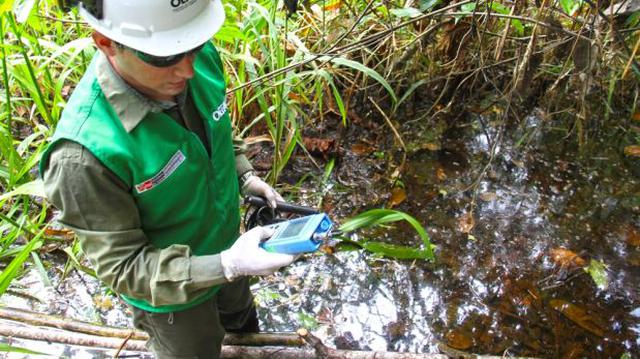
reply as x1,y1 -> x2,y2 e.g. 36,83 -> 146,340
303,137 -> 336,157
422,143 -> 440,151
549,299 -> 605,337
446,329 -> 473,350
457,212 -> 475,233
479,192 -> 497,201
351,143 -> 375,155
624,145 -> 640,157
626,225 -> 640,247
388,187 -> 407,208
549,248 -> 586,268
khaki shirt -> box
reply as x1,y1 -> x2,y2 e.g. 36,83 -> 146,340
42,53 -> 253,306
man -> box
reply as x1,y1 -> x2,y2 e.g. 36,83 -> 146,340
40,0 -> 295,357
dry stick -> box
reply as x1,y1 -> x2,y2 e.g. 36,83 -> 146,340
494,2 -> 517,61
368,97 -> 406,152
622,32 -> 640,79
512,0 -> 546,93
0,306 -> 305,347
0,323 -> 148,352
0,306 -> 147,341
112,331 -> 133,358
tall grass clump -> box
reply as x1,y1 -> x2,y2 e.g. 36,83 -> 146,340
1,0 -> 93,294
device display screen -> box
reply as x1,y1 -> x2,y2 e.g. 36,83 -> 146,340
280,219 -> 307,238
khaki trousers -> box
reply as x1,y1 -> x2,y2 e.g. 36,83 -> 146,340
132,277 -> 258,359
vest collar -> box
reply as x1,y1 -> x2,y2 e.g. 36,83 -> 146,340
95,53 -> 187,132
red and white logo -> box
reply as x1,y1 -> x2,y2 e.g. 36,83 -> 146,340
135,150 -> 186,194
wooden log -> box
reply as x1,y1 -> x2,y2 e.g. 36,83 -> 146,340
0,306 -> 146,341
0,323 -> 450,358
0,306 -> 304,347
0,323 -> 148,352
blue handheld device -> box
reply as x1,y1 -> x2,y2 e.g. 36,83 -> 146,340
260,213 -> 333,254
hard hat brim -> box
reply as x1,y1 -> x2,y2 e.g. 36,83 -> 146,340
83,0 -> 225,57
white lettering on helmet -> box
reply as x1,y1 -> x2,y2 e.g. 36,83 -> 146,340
170,0 -> 197,12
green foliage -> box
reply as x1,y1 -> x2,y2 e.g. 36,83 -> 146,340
584,259 -> 609,290
338,209 -> 434,260
0,343 -> 48,355
557,0 -> 583,16
296,311 -> 320,330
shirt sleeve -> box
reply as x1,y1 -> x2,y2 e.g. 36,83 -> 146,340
233,135 -> 254,177
42,141 -> 228,307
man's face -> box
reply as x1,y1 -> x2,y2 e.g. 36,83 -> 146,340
93,32 -> 196,102
110,47 -> 196,102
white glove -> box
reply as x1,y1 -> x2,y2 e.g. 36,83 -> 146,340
242,174 -> 284,208
220,226 -> 296,281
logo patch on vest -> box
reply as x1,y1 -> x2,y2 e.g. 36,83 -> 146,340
135,150 -> 186,194
212,101 -> 227,122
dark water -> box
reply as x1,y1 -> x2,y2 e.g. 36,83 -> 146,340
262,111 -> 640,357
1,110 -> 638,357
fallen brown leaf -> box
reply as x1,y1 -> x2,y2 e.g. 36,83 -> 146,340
351,143 -> 375,155
549,299 -> 605,337
626,225 -> 640,247
436,167 -> 447,181
549,248 -> 586,268
457,212 -> 475,233
303,137 -> 336,157
422,143 -> 440,151
624,145 -> 640,157
388,187 -> 407,208
446,329 -> 473,350
479,192 -> 497,201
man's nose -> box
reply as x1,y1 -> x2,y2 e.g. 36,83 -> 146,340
173,55 -> 195,79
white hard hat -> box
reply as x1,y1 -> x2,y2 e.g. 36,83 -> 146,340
79,0 -> 225,56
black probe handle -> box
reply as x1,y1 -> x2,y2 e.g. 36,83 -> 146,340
244,196 -> 319,215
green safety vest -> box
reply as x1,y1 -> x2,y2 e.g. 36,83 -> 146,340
40,43 -> 240,313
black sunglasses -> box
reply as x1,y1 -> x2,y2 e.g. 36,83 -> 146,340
118,43 -> 206,68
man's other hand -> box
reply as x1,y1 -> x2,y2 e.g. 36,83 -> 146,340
241,175 -> 284,208
220,226 -> 295,281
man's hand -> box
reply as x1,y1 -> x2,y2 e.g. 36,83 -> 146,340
220,226 -> 295,281
241,174 -> 283,208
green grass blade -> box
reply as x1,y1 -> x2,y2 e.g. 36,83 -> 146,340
0,228 -> 45,296
0,343 -> 49,356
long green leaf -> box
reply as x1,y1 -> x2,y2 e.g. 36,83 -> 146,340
317,55 -> 397,103
339,208 -> 434,260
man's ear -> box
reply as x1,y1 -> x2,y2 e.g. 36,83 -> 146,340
92,31 -> 118,56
